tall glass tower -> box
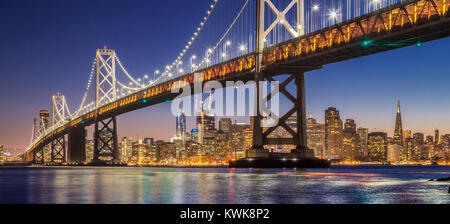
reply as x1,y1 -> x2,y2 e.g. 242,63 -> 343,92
176,113 -> 186,139
393,100 -> 403,146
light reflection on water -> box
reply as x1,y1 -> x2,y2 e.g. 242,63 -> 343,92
0,166 -> 448,204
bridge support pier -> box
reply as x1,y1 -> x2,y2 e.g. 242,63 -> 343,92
51,136 -> 66,164
93,116 -> 119,164
68,126 -> 86,164
248,72 -> 314,159
33,147 -> 44,164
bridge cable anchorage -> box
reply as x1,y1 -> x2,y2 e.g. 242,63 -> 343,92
195,0 -> 250,71
157,0 -> 220,82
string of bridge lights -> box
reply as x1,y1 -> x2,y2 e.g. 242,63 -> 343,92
194,0 -> 250,71
75,58 -> 97,117
155,0 -> 219,83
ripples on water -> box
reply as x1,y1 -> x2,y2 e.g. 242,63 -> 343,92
0,166 -> 448,204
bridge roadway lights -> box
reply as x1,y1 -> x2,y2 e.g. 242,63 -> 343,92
68,125 -> 86,164
93,116 -> 119,165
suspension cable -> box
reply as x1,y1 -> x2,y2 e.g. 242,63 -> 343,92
115,55 -> 144,88
75,58 -> 96,116
195,0 -> 250,71
157,0 -> 220,82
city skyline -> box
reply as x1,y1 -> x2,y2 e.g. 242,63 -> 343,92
1,0 -> 450,150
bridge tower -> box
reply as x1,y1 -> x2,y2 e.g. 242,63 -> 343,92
94,49 -> 119,164
249,0 -> 313,159
51,93 -> 69,163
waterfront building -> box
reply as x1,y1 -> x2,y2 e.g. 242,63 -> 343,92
435,129 -> 440,144
307,117 -> 325,159
85,140 -> 94,163
131,140 -> 148,165
342,119 -> 360,161
0,145 -> 5,162
387,144 -> 401,162
196,103 -> 215,145
219,118 -> 232,133
190,129 -> 199,143
357,128 -> 369,157
176,113 -> 187,142
325,107 -> 343,160
230,122 -> 249,159
403,130 -> 412,139
413,133 -> 424,145
368,132 -> 388,162
120,137 -> 132,162
144,138 -> 154,146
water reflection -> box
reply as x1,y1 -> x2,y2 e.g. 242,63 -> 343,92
0,166 -> 448,204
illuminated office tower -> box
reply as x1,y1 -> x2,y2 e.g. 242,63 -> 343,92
230,122 -> 249,159
144,138 -> 154,146
425,136 -> 433,144
342,119 -> 360,161
358,128 -> 369,157
85,140 -> 94,163
0,145 -> 4,162
176,113 -> 186,140
132,140 -> 148,165
387,144 -> 401,162
191,129 -> 199,143
435,129 -> 440,144
368,132 -> 388,162
219,118 -> 232,133
120,137 -> 133,162
306,117 -> 325,159
413,133 -> 424,145
325,107 -> 343,160
393,100 -> 404,146
403,130 -> 412,139
196,102 -> 215,145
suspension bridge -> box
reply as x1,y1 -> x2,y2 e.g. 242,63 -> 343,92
23,0 -> 450,165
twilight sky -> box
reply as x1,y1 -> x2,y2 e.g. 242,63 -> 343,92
0,0 -> 449,150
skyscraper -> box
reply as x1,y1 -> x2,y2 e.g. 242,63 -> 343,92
325,107 -> 343,160
196,102 -> 215,145
393,100 -> 403,146
342,119 -> 360,161
357,128 -> 369,157
368,132 -> 388,162
176,113 -> 186,140
306,117 -> 325,159
0,145 -> 5,162
435,129 -> 440,144
219,118 -> 232,133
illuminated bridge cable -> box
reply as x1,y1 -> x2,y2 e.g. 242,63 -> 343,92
157,0 -> 220,82
114,55 -> 144,88
75,58 -> 96,117
195,0 -> 250,71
